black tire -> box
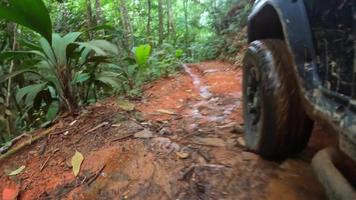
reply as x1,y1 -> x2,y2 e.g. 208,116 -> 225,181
243,39 -> 314,159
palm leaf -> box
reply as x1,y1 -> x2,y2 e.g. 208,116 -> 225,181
52,32 -> 82,66
0,0 -> 52,42
95,72 -> 121,89
16,83 -> 47,108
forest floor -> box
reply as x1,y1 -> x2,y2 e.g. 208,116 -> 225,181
0,61 -> 337,200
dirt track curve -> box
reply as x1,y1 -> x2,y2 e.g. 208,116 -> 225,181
0,61 -> 332,200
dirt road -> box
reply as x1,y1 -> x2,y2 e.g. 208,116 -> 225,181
0,61 -> 328,199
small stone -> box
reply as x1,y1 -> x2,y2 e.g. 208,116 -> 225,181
159,127 -> 172,136
217,122 -> 237,129
237,137 -> 246,147
176,151 -> 190,159
134,129 -> 153,139
241,151 -> 258,161
232,125 -> 244,134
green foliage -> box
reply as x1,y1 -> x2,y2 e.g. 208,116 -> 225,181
1,32 -> 119,127
133,44 -> 152,69
0,0 -> 52,42
0,0 -> 250,145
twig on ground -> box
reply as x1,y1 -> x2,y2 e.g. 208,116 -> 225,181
111,134 -> 134,142
179,163 -> 227,181
87,164 -> 106,186
39,148 -> 59,171
179,164 -> 196,180
85,122 -> 110,135
40,156 -> 52,171
0,133 -> 32,154
0,127 -> 55,162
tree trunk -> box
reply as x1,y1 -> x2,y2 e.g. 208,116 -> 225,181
5,24 -> 17,137
95,0 -> 105,25
165,0 -> 174,42
86,0 -> 95,39
147,0 -> 152,43
118,0 -> 134,51
158,0 -> 164,45
183,0 -> 189,54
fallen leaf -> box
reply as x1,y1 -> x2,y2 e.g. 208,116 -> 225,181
176,151 -> 190,159
8,166 -> 25,176
157,109 -> 175,115
118,99 -> 135,111
134,129 -> 153,139
71,151 -> 84,177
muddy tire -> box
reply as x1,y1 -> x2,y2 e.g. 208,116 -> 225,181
242,39 -> 314,159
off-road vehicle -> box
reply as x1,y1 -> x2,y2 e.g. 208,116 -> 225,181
243,0 -> 355,199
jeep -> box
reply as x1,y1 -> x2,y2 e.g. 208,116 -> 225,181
242,0 -> 355,199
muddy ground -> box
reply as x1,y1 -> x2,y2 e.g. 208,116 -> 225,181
0,61 -> 336,200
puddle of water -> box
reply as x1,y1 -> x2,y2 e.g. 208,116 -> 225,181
183,64 -> 212,99
204,69 -> 220,74
183,64 -> 241,125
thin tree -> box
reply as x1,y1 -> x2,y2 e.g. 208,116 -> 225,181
118,0 -> 134,50
158,0 -> 164,45
147,0 -> 152,43
166,0 -> 175,43
5,24 -> 17,137
86,0 -> 95,39
183,0 -> 189,54
95,0 -> 105,25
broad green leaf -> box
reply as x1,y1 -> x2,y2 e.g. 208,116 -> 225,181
77,40 -> 118,56
0,51 -> 33,61
77,41 -> 106,56
21,39 -> 42,52
95,76 -> 121,89
175,49 -> 184,58
39,37 -> 56,65
16,83 -> 47,108
88,40 -> 118,55
0,0 -> 52,42
134,44 -> 151,68
0,50 -> 46,61
117,99 -> 135,111
8,165 -> 25,176
45,101 -> 59,121
71,151 -> 84,177
72,72 -> 90,84
79,47 -> 92,65
52,32 -> 82,66
0,69 -> 42,83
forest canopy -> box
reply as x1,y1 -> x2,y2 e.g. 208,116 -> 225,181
0,0 -> 251,146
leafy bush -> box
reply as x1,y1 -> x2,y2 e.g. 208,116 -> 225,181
1,33 -> 119,121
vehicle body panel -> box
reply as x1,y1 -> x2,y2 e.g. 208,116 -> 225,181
247,0 -> 356,159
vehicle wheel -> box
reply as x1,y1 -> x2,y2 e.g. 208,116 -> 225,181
243,39 -> 314,159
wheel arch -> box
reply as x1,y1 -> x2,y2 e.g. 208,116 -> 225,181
248,4 -> 285,43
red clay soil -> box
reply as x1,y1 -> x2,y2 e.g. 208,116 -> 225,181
0,61 -> 333,200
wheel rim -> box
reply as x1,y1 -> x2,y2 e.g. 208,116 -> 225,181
246,66 -> 261,128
